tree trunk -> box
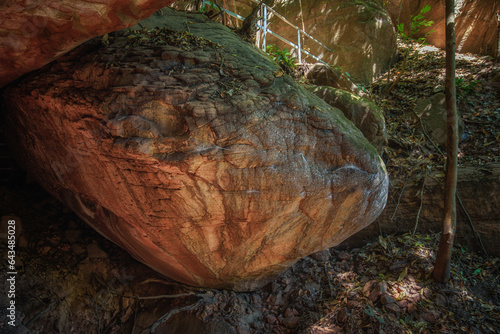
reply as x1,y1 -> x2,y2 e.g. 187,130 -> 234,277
433,0 -> 458,283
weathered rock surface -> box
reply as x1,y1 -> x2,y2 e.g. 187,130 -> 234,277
305,63 -> 365,97
406,93 -> 464,147
308,85 -> 387,152
2,8 -> 388,291
270,0 -> 398,84
385,0 -> 500,57
341,165 -> 500,257
0,0 -> 175,88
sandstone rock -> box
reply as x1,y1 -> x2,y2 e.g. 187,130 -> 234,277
3,8 -> 388,291
309,86 -> 387,152
270,0 -> 397,84
0,0 -> 176,88
408,93 -> 464,147
306,64 -> 365,96
385,0 -> 500,57
341,164 -> 500,257
310,249 -> 331,262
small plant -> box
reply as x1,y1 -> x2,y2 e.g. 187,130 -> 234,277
266,44 -> 297,71
456,78 -> 479,98
397,4 -> 434,43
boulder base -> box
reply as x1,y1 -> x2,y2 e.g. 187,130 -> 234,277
3,9 -> 388,291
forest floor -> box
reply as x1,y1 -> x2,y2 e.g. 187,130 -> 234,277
1,41 -> 499,334
370,40 -> 499,181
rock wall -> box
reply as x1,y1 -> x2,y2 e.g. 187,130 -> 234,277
385,0 -> 500,57
2,8 -> 388,291
269,0 -> 398,84
0,0 -> 175,88
342,165 -> 500,257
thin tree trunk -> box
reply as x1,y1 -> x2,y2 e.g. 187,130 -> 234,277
433,0 -> 458,283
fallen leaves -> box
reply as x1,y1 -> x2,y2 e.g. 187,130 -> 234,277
370,39 -> 500,181
311,233 -> 500,334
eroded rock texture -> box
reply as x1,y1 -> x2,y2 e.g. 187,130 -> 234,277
270,0 -> 398,84
3,9 -> 388,291
0,0 -> 175,88
308,85 -> 387,153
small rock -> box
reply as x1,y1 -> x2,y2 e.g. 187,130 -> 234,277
377,281 -> 388,295
284,308 -> 294,318
397,299 -> 409,309
71,244 -> 86,255
337,251 -> 351,261
310,249 -> 331,262
282,316 -> 300,329
266,314 -> 277,324
65,229 -> 82,243
407,302 -> 417,314
421,310 -> 439,323
384,303 -> 400,314
87,242 -> 108,259
380,292 -> 396,305
252,294 -> 262,306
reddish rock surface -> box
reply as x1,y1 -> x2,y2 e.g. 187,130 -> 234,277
385,0 -> 500,57
0,0 -> 175,88
2,9 -> 388,291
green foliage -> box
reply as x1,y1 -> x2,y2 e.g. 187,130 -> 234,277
199,1 -> 220,14
266,44 -> 297,71
397,4 -> 434,43
456,77 -> 479,97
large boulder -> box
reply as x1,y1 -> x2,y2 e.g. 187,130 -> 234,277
305,63 -> 365,97
269,0 -> 398,84
308,85 -> 387,152
385,0 -> 500,57
2,8 -> 388,291
0,0 -> 176,88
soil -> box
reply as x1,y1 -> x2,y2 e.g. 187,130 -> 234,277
1,40 -> 499,333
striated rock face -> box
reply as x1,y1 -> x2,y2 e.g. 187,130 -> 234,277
308,85 -> 387,153
270,0 -> 398,84
0,0 -> 175,88
3,9 -> 388,291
